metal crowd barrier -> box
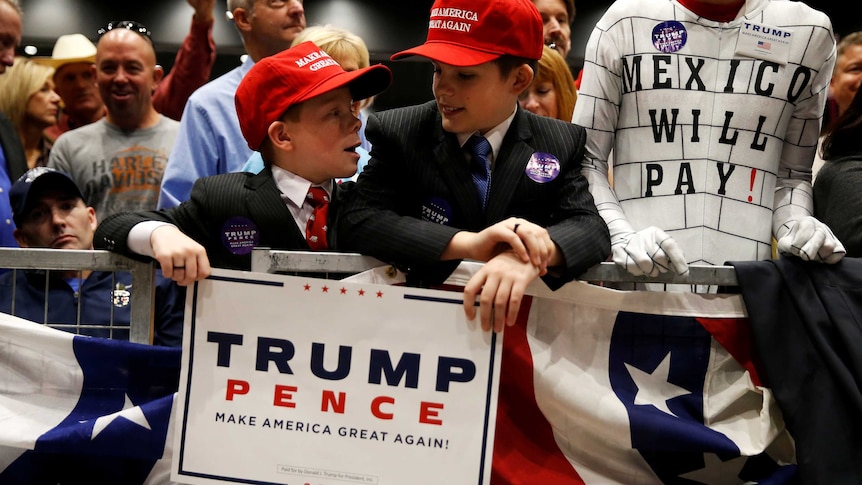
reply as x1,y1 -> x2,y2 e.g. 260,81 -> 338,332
0,247 -> 739,347
0,248 -> 156,344
249,249 -> 740,286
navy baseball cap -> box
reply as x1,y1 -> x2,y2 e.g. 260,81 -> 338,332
10,167 -> 86,226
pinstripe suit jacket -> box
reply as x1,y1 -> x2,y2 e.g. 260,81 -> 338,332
339,101 -> 610,288
94,166 -> 350,271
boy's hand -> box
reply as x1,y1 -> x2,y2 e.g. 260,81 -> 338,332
462,250 -> 541,333
446,218 -> 555,272
495,218 -> 555,272
151,225 -> 212,286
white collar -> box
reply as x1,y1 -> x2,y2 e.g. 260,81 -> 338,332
455,107 -> 517,159
270,165 -> 332,207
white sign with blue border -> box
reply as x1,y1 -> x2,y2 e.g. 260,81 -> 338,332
172,268 -> 502,484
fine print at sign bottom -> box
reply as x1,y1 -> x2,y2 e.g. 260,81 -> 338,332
277,465 -> 377,484
173,269 -> 502,485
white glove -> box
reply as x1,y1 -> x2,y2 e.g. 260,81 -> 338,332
776,216 -> 846,264
612,226 -> 689,277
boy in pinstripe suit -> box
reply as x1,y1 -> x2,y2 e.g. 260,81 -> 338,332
339,0 -> 610,332
93,42 -> 392,284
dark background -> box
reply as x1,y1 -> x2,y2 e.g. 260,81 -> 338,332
17,0 -> 861,111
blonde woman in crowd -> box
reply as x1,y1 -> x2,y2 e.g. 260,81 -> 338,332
518,45 -> 577,121
0,57 -> 60,168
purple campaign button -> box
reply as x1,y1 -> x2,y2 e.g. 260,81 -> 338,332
221,217 -> 260,255
652,21 -> 687,53
525,152 -> 561,183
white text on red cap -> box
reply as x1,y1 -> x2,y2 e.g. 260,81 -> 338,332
295,50 -> 339,71
429,8 -> 479,33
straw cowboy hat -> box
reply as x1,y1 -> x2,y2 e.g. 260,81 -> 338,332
33,33 -> 96,68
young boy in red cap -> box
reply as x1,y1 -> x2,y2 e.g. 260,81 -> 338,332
339,0 -> 610,332
93,41 -> 392,284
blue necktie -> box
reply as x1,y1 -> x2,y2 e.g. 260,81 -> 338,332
465,135 -> 492,211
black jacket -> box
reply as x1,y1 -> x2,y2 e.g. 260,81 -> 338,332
95,166 -> 352,271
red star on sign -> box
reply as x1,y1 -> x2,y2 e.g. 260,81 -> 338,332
322,286 -> 329,293
376,291 -> 383,298
303,284 -> 311,291
358,289 -> 365,296
340,287 -> 347,294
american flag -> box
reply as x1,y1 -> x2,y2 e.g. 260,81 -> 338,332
757,40 -> 772,50
0,279 -> 796,484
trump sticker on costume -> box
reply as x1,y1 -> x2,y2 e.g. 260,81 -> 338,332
652,21 -> 687,53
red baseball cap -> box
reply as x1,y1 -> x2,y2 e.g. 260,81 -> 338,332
391,0 -> 543,66
235,41 -> 392,150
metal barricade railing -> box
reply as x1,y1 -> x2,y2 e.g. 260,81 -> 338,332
0,248 -> 156,344
249,249 -> 740,286
578,261 -> 738,286
0,247 -> 736,345
250,249 -> 392,276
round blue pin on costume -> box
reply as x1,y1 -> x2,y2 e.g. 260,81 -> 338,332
525,152 -> 561,183
221,216 -> 260,255
652,21 -> 687,53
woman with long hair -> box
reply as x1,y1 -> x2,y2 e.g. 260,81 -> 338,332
0,57 -> 60,168
518,45 -> 577,121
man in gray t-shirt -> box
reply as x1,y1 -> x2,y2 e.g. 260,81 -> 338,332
49,21 -> 178,220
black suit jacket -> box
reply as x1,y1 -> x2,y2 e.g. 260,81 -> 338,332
0,113 -> 27,182
731,257 -> 862,484
95,166 -> 350,270
338,101 -> 610,287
